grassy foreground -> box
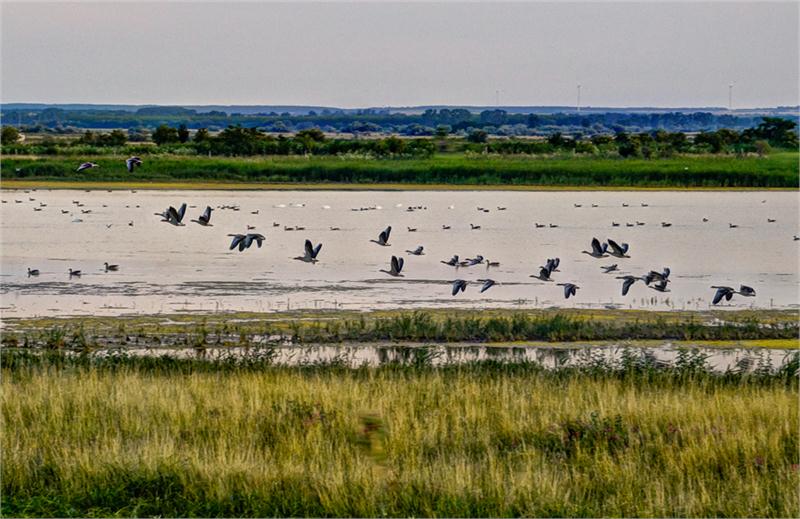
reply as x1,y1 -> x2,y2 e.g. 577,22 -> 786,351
2,352 -> 798,517
2,152 -> 798,188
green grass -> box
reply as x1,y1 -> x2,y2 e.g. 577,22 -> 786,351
2,351 -> 798,517
3,309 -> 798,350
2,152 -> 798,187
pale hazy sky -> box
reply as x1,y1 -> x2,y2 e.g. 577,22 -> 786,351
2,1 -> 798,108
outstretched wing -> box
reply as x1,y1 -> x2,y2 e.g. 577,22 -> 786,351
229,235 -> 245,250
176,203 -> 187,222
607,239 -> 623,255
662,267 -> 670,279
390,255 -> 400,273
380,226 -> 392,244
304,239 -> 314,257
202,206 -> 212,222
312,242 -> 322,258
622,278 -> 634,296
591,238 -> 603,255
712,287 -> 727,305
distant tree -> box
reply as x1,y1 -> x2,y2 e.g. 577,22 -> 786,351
106,129 -> 127,146
152,124 -> 179,145
467,129 -> 488,143
742,117 -> 798,148
193,128 -> 210,142
435,125 -> 451,139
1,126 -> 20,144
547,132 -> 566,148
177,124 -> 190,143
385,136 -> 405,154
295,128 -> 326,142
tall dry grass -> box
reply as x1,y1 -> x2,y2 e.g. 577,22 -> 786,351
2,357 -> 798,517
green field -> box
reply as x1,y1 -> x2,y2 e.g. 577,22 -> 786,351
3,152 -> 798,188
2,350 -> 798,517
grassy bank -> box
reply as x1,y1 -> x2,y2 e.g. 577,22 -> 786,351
2,152 -> 798,188
2,352 -> 798,517
4,309 -> 799,349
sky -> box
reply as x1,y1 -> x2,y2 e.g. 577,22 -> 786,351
1,1 -> 798,108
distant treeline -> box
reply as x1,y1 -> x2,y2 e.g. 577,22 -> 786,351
2,118 -> 797,159
4,105 -> 798,135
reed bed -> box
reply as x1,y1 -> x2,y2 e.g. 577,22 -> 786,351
5,310 -> 798,351
3,152 -> 798,187
2,352 -> 798,517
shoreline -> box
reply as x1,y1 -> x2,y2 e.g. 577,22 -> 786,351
2,179 -> 797,192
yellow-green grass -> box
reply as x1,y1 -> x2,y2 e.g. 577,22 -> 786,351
2,179 -> 797,191
2,362 -> 797,517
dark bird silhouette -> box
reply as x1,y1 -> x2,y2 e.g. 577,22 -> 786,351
125,156 -> 143,172
76,162 -> 99,172
557,283 -> 579,299
370,226 -> 392,246
190,206 -> 213,226
228,233 -> 265,251
451,279 -> 467,296
380,255 -> 405,277
406,246 -> 424,256
294,239 -> 322,263
582,238 -> 609,258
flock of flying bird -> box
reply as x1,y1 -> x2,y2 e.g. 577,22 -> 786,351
140,199 -> 760,305
14,158 -> 786,306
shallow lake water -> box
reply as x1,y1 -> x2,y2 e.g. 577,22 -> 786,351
55,342 -> 798,374
1,189 -> 798,318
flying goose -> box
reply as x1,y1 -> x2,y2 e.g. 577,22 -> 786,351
530,267 -> 553,282
648,280 -> 670,292
370,226 -> 392,246
27,268 -> 40,277
738,285 -> 756,297
294,239 -> 322,263
544,257 -> 560,273
644,268 -> 671,285
104,262 -> 119,272
125,156 -> 142,173
601,264 -> 619,273
441,255 -> 459,266
478,279 -> 496,293
557,283 -> 579,299
228,233 -> 265,251
76,162 -> 99,172
461,255 -> 484,267
616,275 -> 640,296
190,206 -> 214,226
406,246 -> 424,256
451,279 -> 467,296
606,239 -> 630,258
582,238 -> 609,258
380,255 -> 404,277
